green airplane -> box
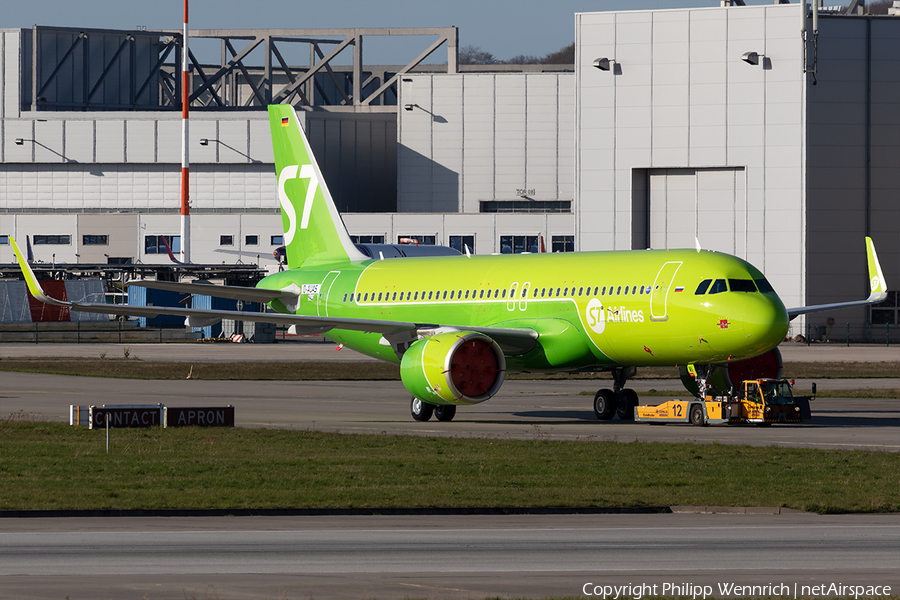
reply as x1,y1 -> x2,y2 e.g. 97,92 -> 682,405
10,104 -> 889,422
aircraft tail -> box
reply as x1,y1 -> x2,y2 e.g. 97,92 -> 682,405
268,104 -> 366,269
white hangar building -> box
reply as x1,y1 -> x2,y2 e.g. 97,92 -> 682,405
0,3 -> 898,337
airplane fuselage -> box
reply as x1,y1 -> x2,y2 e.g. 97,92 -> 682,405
258,248 -> 790,372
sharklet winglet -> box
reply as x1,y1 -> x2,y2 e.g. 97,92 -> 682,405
9,236 -> 73,307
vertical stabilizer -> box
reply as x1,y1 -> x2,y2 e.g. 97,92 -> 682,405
268,104 -> 367,268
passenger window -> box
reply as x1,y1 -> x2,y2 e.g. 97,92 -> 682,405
601,286 -> 606,295
378,292 -> 383,301
494,289 -> 499,298
541,288 -> 546,297
709,279 -> 728,294
533,287 -> 538,298
449,291 -> 454,299
414,291 -> 419,300
443,291 -> 447,299
465,290 -> 470,299
479,289 -> 484,299
616,286 -> 622,295
429,291 -> 435,300
502,289 -> 507,298
624,286 -> 629,296
486,289 -> 492,299
578,286 -> 583,296
363,293 -> 368,301
631,286 -> 637,295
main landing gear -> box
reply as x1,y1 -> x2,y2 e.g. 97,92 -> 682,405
593,367 -> 639,421
410,397 -> 456,422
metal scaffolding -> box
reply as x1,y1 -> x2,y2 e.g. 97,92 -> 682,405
25,25 -> 459,111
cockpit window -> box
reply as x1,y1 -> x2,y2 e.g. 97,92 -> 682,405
695,279 -> 712,295
729,279 -> 757,293
755,278 -> 775,293
708,279 -> 728,294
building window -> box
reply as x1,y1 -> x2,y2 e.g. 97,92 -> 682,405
500,235 -> 539,254
144,235 -> 180,254
872,291 -> 898,325
220,235 -> 234,246
107,257 -> 132,265
271,235 -> 284,245
398,235 -> 436,245
33,235 -> 71,245
0,235 -> 8,245
449,235 -> 475,254
82,235 -> 108,246
245,235 -> 259,246
480,200 -> 571,213
551,235 -> 575,253
350,235 -> 386,244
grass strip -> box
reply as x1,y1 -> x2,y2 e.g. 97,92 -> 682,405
1,419 -> 897,513
1,358 -> 899,381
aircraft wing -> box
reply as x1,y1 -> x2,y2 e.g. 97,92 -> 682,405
786,237 -> 888,320
9,236 -> 537,353
127,280 -> 298,305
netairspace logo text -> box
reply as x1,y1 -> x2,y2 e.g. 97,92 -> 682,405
582,582 -> 893,599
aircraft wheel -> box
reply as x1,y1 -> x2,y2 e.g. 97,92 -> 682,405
434,405 -> 457,422
411,397 -> 434,422
689,404 -> 706,426
593,389 -> 616,420
616,389 -> 639,421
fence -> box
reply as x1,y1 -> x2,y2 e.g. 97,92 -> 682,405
0,321 -> 198,343
795,321 -> 896,346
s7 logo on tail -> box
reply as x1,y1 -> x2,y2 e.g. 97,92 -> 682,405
278,164 -> 320,244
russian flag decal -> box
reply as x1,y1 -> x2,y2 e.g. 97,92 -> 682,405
674,286 -> 684,292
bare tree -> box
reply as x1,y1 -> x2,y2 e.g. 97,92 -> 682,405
459,45 -> 497,65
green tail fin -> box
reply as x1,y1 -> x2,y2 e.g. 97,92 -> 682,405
268,104 -> 366,268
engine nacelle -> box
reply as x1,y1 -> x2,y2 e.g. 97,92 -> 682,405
400,331 -> 506,406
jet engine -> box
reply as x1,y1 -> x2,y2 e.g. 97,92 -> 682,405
400,331 -> 505,405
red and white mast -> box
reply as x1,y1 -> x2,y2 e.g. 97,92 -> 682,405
179,0 -> 191,263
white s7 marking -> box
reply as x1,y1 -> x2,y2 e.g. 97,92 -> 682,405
299,164 -> 317,230
278,165 -> 299,245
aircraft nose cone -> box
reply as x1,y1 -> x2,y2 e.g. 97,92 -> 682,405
742,293 -> 789,353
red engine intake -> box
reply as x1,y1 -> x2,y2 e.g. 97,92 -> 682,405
726,347 -> 783,385
449,336 -> 501,398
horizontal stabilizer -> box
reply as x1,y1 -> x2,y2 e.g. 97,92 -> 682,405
128,281 -> 298,304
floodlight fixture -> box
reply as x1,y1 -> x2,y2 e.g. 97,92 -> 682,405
741,51 -> 760,65
592,57 -> 611,71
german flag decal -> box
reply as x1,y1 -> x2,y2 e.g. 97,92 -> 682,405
281,117 -> 290,127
